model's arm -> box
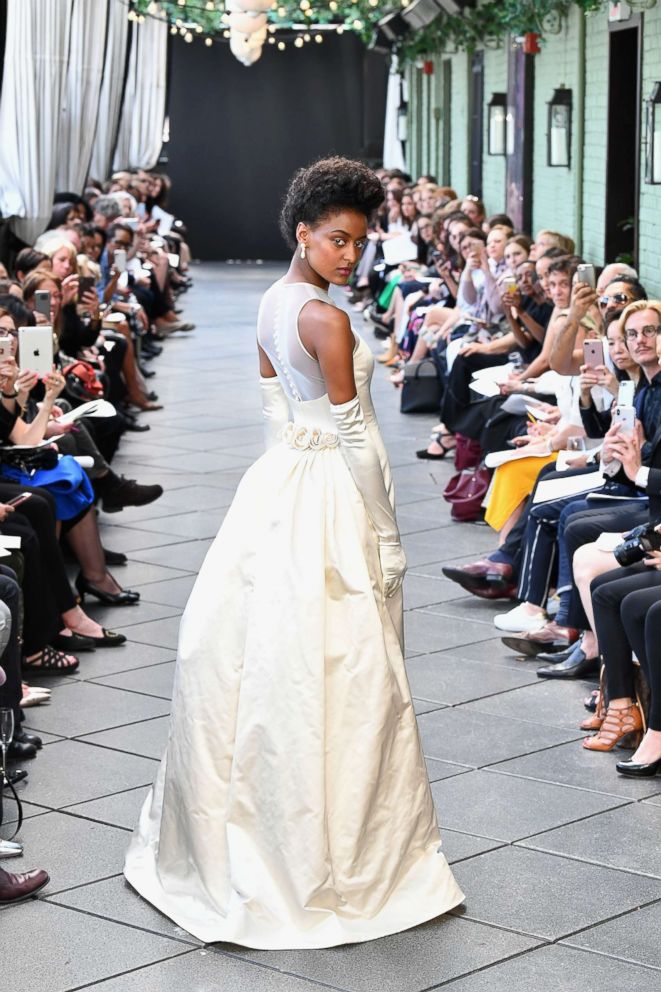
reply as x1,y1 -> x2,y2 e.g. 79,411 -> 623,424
300,300 -> 405,597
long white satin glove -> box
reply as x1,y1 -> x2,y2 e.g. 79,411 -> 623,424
330,395 -> 406,597
260,376 -> 290,450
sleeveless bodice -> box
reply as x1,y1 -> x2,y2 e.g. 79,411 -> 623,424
256,279 -> 376,433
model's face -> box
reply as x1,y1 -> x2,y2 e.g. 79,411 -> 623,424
504,242 -> 528,270
548,271 -> 571,308
486,229 -> 507,261
298,209 -> 368,286
51,247 -> 73,280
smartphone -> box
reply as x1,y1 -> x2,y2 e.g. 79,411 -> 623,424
618,380 -> 635,406
576,263 -> 596,289
583,339 -> 604,368
34,290 -> 51,319
7,492 -> 32,508
78,276 -> 95,301
612,405 -> 636,436
113,249 -> 127,273
0,337 -> 12,360
18,326 -> 54,376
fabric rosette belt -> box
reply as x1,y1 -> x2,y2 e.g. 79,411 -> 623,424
279,422 -> 340,452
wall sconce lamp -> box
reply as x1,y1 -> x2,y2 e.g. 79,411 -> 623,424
547,87 -> 572,167
487,92 -> 507,156
645,82 -> 661,184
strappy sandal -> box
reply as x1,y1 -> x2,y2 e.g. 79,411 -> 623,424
583,702 -> 643,751
581,666 -> 608,730
22,645 -> 79,676
416,432 -> 457,461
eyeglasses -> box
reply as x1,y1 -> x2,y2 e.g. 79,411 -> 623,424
599,292 -> 631,307
623,325 -> 661,340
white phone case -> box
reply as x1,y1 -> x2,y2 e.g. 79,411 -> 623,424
18,326 -> 54,376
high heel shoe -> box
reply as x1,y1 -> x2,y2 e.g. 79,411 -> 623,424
582,703 -> 643,752
616,755 -> 661,777
75,573 -> 140,606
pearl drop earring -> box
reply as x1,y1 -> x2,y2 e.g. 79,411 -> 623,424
299,243 -> 306,260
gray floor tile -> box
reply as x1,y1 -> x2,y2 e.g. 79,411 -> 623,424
422,595 -> 507,624
92,661 -> 175,700
404,609 -> 497,655
439,944 -> 656,991
131,539 -> 212,573
406,653 -> 538,706
24,681 -> 170,738
96,524 -> 193,553
441,829 -> 504,865
565,900 -> 661,970
0,799 -> 53,826
72,950 -> 325,991
462,679 -> 602,732
81,715 -> 169,760
66,642 -> 176,681
13,810 -> 129,893
51,874 -> 201,945
119,508 -> 227,540
453,846 -> 661,939
133,574 -> 197,609
431,769 -> 626,842
64,786 -> 150,830
0,901 -> 188,992
491,740 -> 661,801
521,802 -> 661,877
413,698 -> 445,715
87,599 -> 181,630
402,572 -> 466,609
417,707 -> 580,767
231,916 -> 539,992
12,739 -> 156,808
112,561 -> 195,589
426,757 -> 473,782
121,616 -> 183,650
402,527 -> 494,568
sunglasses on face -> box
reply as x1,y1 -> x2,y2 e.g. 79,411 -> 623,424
624,325 -> 661,340
599,292 -> 630,307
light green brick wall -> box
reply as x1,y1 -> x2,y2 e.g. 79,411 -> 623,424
638,6 -> 661,298
449,51 -> 470,195
481,45 -> 507,213
580,7 -> 609,264
531,8 -> 582,241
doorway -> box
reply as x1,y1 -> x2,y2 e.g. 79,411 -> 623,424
605,22 -> 641,264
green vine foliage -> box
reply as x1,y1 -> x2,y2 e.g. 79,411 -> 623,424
131,0 -> 607,56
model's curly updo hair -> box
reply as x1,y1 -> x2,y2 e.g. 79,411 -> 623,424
279,156 -> 384,249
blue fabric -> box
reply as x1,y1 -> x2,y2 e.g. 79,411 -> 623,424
0,455 -> 93,520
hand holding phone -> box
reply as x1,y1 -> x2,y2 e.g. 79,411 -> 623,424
583,339 -> 604,368
7,492 -> 32,508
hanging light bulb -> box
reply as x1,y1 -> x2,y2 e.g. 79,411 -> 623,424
352,18 -> 363,29
303,32 -> 311,41
185,31 -> 194,41
300,0 -> 310,9
268,35 -> 276,43
277,40 -> 286,49
206,0 -> 215,8
329,0 -> 338,10
148,1 -> 159,14
314,33 -> 323,42
336,24 -> 344,33
277,6 -> 286,15
223,28 -> 230,36
205,36 -> 213,45
170,25 -> 177,34
294,36 -> 304,47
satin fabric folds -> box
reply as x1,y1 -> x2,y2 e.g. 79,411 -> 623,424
124,290 -> 463,948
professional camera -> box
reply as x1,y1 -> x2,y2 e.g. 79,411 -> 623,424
613,522 -> 661,567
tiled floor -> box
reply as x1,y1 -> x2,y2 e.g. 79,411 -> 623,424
4,263 -> 661,991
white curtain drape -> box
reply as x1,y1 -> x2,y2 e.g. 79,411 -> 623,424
55,0 -> 108,193
89,0 -> 130,183
383,55 -> 407,172
0,0 -> 72,242
113,14 -> 168,171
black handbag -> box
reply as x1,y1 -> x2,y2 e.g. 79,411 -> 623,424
400,358 -> 443,415
0,446 -> 59,475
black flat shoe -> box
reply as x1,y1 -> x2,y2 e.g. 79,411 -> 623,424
537,641 -> 584,664
3,769 -> 27,786
13,729 -> 42,750
75,574 -> 140,606
616,756 -> 661,777
82,628 -> 127,648
104,548 -> 128,566
6,740 -> 37,761
537,646 -> 599,679
52,632 -> 96,653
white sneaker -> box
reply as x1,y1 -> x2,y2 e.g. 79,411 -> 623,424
493,602 -> 548,632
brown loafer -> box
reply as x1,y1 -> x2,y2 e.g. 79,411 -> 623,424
0,866 -> 50,903
442,560 -> 514,593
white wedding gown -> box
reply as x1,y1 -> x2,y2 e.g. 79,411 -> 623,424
124,279 -> 463,948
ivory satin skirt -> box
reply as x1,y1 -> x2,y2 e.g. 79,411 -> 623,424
124,439 -> 463,947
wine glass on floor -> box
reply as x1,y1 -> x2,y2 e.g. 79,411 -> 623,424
0,708 -> 14,785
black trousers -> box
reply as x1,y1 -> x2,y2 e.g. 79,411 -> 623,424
0,567 -> 23,726
440,352 -> 510,434
562,502 -> 649,629
591,563 -> 661,730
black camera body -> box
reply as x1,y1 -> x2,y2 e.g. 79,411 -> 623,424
614,522 -> 661,567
